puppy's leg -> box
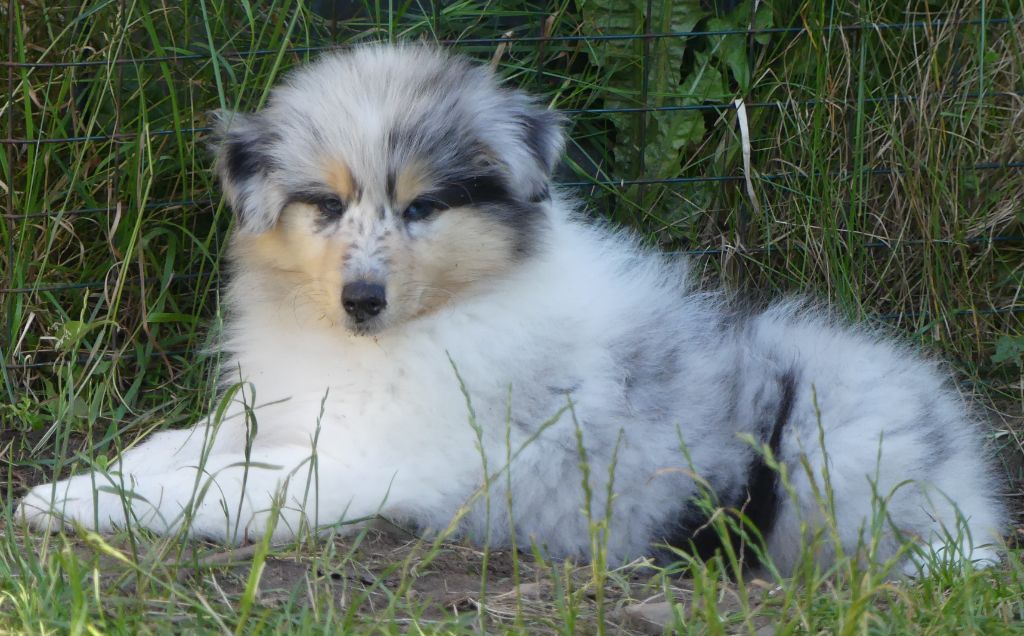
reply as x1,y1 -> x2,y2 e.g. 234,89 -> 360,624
768,415 -> 1003,577
896,459 -> 1004,577
18,427 -> 198,532
17,419 -> 247,533
113,423 -> 238,475
18,444 -> 450,543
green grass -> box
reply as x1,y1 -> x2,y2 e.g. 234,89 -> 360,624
2,0 -> 1023,633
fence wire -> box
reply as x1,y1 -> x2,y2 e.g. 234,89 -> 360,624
6,91 -> 1024,145
1,17 -> 1015,69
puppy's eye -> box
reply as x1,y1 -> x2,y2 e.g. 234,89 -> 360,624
402,199 -> 436,222
318,196 -> 346,219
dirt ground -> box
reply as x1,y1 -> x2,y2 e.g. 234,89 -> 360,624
4,518 -> 785,634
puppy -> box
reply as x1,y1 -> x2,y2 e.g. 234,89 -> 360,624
19,44 -> 1005,575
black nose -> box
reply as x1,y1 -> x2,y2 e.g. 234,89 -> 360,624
342,281 -> 387,322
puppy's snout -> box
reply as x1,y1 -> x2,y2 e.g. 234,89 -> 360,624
342,281 -> 387,322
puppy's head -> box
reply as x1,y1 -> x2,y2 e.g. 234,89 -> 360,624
210,44 -> 564,334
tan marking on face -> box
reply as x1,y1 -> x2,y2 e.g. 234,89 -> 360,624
323,159 -> 356,200
231,204 -> 348,326
394,161 -> 431,205
396,209 -> 518,317
231,194 -> 524,334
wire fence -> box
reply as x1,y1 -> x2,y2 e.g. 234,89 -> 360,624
1,16 -> 1016,70
3,4 -> 1023,374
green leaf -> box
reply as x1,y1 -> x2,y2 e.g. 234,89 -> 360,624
54,320 -> 90,352
707,17 -> 750,91
54,319 -> 118,352
753,2 -> 774,45
678,50 -> 728,103
992,335 -> 1024,367
69,396 -> 90,419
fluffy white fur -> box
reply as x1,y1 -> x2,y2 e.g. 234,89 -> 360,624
19,45 -> 1005,576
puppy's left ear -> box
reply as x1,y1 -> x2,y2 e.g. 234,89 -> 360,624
207,109 -> 285,233
502,95 -> 566,202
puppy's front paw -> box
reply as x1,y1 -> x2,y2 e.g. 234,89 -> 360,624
16,475 -> 124,534
16,484 -> 75,534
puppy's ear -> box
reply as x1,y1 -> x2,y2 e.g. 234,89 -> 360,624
502,95 -> 566,202
207,109 -> 284,233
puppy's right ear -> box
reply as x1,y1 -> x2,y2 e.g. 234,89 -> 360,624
207,109 -> 284,233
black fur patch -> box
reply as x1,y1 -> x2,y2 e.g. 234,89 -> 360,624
386,170 -> 397,201
424,172 -> 546,257
660,369 -> 797,569
739,369 -> 795,556
529,184 -> 551,203
284,187 -> 349,232
665,500 -> 728,563
520,111 -> 557,174
285,186 -> 338,207
423,173 -> 514,210
224,135 -> 274,184
385,112 -> 549,257
492,200 -> 546,257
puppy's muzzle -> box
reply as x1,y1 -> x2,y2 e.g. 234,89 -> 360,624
342,281 -> 387,323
